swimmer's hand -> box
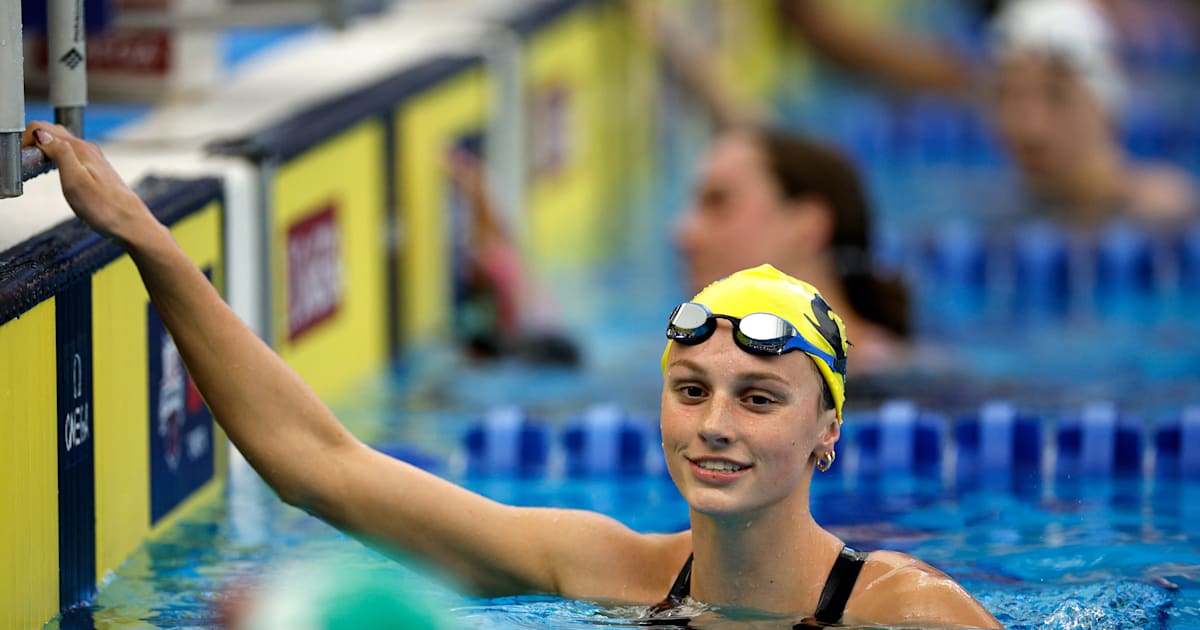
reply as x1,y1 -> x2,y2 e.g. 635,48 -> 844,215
22,122 -> 155,246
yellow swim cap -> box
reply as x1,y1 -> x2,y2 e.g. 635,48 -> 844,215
661,264 -> 849,422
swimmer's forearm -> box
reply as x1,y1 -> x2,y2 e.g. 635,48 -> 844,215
121,214 -> 357,508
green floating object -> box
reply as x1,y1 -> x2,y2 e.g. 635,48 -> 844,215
318,570 -> 451,630
241,560 -> 456,630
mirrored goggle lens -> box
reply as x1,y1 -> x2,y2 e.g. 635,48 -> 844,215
736,313 -> 799,354
667,302 -> 712,343
739,312 -> 797,342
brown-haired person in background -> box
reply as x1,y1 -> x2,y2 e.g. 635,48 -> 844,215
675,129 -> 912,374
631,1 -> 916,374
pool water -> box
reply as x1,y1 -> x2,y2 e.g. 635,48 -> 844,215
42,358 -> 1200,630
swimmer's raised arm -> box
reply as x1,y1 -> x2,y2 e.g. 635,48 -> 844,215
23,122 -> 685,601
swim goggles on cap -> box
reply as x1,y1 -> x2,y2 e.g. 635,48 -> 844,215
665,302 -> 840,374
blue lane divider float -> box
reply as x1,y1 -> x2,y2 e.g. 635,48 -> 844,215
463,405 -> 549,476
1153,404 -> 1200,478
1094,219 -> 1158,320
853,400 -> 945,478
562,403 -> 656,477
1054,401 -> 1144,478
1177,221 -> 1200,298
954,400 -> 1042,481
924,220 -> 989,328
1012,219 -> 1072,321
913,217 -> 1200,331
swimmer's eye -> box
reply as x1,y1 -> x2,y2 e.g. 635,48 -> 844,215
698,187 -> 730,214
743,394 -> 776,408
677,385 -> 708,401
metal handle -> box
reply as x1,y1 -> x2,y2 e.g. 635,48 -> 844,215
22,146 -> 52,180
0,142 -> 54,199
1,2 -> 24,198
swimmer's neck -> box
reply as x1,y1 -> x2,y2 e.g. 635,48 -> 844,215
687,496 -> 840,611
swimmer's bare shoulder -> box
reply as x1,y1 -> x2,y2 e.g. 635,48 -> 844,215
546,515 -> 691,603
1127,162 -> 1199,224
844,550 -> 1002,629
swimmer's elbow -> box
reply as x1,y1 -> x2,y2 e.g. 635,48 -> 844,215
277,485 -> 321,513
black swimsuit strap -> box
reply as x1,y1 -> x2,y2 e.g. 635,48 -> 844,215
812,546 -> 870,625
651,547 -> 869,626
649,553 -> 693,613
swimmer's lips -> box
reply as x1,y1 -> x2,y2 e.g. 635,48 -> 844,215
686,456 -> 753,484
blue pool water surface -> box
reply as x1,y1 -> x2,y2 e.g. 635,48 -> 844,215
42,355 -> 1200,630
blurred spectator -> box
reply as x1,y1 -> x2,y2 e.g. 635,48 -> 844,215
989,0 -> 1199,227
448,151 -> 580,366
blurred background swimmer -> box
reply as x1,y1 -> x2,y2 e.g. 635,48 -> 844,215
989,0 -> 1199,227
676,129 -> 911,375
633,1 -> 914,374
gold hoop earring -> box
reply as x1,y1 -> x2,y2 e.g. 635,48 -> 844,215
816,450 -> 836,473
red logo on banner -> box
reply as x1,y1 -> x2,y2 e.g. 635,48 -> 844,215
33,31 -> 171,75
287,204 -> 343,341
88,31 -> 172,74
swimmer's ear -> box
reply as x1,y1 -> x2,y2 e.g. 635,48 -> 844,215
817,411 -> 840,451
781,196 -> 834,249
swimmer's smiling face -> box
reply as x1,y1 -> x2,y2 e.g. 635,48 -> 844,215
660,320 -> 839,519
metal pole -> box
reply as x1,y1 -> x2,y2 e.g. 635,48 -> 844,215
0,0 -> 25,198
322,0 -> 349,30
49,0 -> 87,137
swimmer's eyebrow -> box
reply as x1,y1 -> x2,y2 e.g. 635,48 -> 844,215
733,372 -> 791,388
667,359 -> 707,377
667,359 -> 790,387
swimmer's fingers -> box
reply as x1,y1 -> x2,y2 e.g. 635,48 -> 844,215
23,121 -> 152,244
22,122 -> 86,178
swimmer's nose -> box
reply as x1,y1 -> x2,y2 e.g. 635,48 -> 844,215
697,397 -> 736,446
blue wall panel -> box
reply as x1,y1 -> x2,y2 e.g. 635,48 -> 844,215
56,278 -> 96,609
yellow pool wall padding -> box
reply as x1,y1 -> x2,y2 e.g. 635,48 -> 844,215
396,64 -> 488,342
0,300 -> 60,630
524,2 -> 611,268
271,120 -> 389,399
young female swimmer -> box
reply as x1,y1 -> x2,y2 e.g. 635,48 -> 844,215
23,122 -> 1001,628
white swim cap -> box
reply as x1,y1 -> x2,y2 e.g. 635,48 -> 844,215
990,0 -> 1127,115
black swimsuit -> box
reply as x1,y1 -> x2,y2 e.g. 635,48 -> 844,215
647,546 -> 870,628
